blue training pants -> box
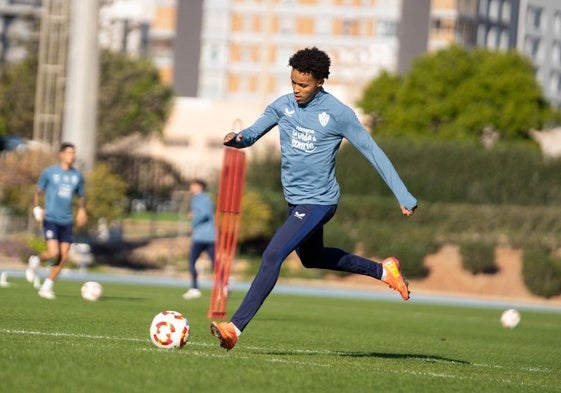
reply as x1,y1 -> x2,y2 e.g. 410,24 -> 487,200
230,203 -> 384,331
189,241 -> 215,289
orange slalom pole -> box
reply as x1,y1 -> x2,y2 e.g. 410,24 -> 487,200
208,147 -> 246,319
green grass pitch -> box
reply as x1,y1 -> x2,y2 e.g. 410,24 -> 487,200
1,277 -> 560,393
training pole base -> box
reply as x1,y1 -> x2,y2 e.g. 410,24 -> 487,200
208,311 -> 227,319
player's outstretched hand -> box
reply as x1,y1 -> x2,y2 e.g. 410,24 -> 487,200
223,132 -> 242,146
401,205 -> 416,217
76,207 -> 88,228
32,206 -> 44,222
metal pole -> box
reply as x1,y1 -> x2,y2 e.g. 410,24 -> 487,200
62,0 -> 99,171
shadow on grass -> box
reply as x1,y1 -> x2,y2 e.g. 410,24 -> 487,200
257,349 -> 469,365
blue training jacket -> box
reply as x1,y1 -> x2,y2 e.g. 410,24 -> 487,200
190,192 -> 216,243
227,88 -> 417,210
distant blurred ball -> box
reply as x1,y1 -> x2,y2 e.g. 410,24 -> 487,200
81,281 -> 103,301
500,308 -> 521,328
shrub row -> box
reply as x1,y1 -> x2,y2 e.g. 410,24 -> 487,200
247,137 -> 561,206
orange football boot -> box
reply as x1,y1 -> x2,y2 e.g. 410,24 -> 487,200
382,257 -> 410,300
210,321 -> 238,350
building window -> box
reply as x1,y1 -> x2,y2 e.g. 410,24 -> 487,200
524,37 -> 543,62
554,11 -> 561,35
376,20 -> 397,38
527,6 -> 543,31
499,29 -> 509,50
489,0 -> 500,21
479,0 -> 488,16
552,42 -> 561,65
501,0 -> 511,23
279,16 -> 294,34
550,72 -> 561,95
487,26 -> 498,49
477,24 -> 486,45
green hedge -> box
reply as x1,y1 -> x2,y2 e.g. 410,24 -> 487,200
247,137 -> 561,206
522,246 -> 561,298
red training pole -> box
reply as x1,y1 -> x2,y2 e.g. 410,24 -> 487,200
208,147 -> 246,319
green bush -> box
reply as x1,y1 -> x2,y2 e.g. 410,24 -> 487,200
459,239 -> 498,274
336,137 -> 561,206
522,246 -> 561,298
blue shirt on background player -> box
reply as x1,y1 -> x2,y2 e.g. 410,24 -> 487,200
38,162 -> 85,224
210,47 -> 417,351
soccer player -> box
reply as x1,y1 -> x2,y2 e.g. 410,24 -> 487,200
26,142 -> 87,299
182,179 -> 216,300
210,47 -> 417,350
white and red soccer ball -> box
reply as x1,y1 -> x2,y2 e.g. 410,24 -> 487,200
500,308 -> 521,328
81,281 -> 103,301
150,310 -> 190,349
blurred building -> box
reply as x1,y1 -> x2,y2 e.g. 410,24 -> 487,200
99,0 -> 176,84
456,0 -> 561,108
0,0 -> 41,64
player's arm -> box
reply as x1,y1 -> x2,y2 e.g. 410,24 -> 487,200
341,110 -> 417,213
32,186 -> 44,222
223,104 -> 281,148
75,196 -> 87,228
401,205 -> 417,217
223,132 -> 243,146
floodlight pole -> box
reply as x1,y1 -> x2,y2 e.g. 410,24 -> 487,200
62,0 -> 99,171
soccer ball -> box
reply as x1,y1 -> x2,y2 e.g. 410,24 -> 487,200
500,308 -> 521,328
81,281 -> 103,301
149,311 -> 190,349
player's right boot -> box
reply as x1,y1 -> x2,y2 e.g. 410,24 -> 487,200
25,255 -> 40,283
210,321 -> 238,350
38,287 -> 56,300
382,257 -> 410,301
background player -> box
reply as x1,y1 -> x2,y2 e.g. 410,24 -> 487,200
26,142 -> 87,299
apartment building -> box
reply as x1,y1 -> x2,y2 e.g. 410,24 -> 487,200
517,0 -> 561,108
0,0 -> 41,64
456,0 -> 561,108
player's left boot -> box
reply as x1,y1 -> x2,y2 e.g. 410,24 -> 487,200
382,257 -> 410,300
182,288 -> 202,300
210,321 -> 238,350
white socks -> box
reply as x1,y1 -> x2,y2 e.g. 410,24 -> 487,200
41,278 -> 54,291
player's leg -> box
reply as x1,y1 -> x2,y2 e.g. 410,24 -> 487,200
297,223 -> 409,300
211,204 -> 336,350
26,220 -> 60,284
206,242 -> 216,273
297,230 -> 383,278
230,204 -> 335,331
38,222 -> 72,299
37,239 -> 62,299
183,242 -> 204,299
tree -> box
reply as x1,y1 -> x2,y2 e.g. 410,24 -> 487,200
357,45 -> 559,141
85,163 -> 128,229
97,50 -> 174,145
0,49 -> 174,145
0,53 -> 38,138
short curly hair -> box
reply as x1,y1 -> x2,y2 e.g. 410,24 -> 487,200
288,47 -> 331,80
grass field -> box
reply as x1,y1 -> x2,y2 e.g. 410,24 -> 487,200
1,277 -> 560,393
